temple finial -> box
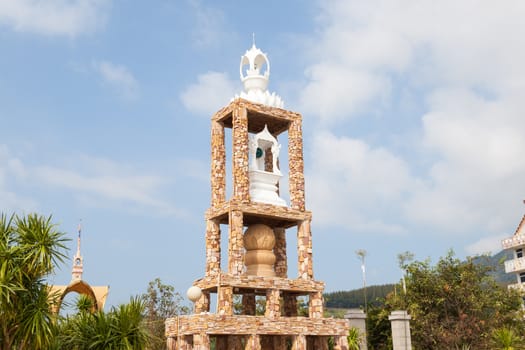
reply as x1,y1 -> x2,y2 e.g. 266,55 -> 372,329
252,32 -> 256,47
72,219 -> 84,281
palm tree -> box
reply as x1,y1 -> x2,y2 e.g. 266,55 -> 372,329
76,293 -> 95,314
492,327 -> 524,350
0,213 -> 68,349
347,327 -> 362,350
58,297 -> 151,350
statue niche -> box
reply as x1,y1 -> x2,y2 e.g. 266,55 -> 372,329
248,125 -> 286,206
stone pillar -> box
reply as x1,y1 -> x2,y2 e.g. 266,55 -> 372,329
274,227 -> 287,278
334,335 -> 349,350
389,310 -> 412,350
247,334 -> 261,350
205,219 -> 221,277
193,333 -> 210,350
242,292 -> 256,315
228,210 -> 244,275
232,104 -> 249,203
288,116 -> 305,211
308,291 -> 323,318
211,120 -> 226,207
345,309 -> 368,350
218,286 -> 233,315
292,334 -> 306,350
265,289 -> 281,318
284,294 -> 297,316
297,219 -> 313,279
195,291 -> 210,313
167,337 -> 176,350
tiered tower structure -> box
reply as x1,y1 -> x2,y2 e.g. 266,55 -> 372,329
166,43 -> 349,350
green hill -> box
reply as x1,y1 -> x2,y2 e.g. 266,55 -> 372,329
324,284 -> 395,309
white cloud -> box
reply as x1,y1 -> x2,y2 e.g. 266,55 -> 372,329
92,60 -> 139,100
299,0 -> 525,237
466,234 -> 508,256
34,155 -> 183,217
403,88 -> 525,233
422,90 -> 525,177
301,0 -> 525,122
0,146 -> 184,218
180,71 -> 237,116
307,131 -> 413,234
300,64 -> 390,123
0,0 -> 110,37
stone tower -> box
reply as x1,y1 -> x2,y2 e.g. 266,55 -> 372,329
165,43 -> 349,350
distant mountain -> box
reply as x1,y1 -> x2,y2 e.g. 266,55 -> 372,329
324,250 -> 516,309
472,249 -> 515,285
324,284 -> 395,309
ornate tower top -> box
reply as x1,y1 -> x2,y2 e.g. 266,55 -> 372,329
235,41 -> 283,108
71,222 -> 83,281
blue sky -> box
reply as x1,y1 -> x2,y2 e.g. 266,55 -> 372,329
2,0 -> 525,308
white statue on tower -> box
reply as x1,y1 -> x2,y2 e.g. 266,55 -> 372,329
234,38 -> 284,108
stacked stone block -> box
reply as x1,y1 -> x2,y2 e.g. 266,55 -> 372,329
298,219 -> 313,280
288,118 -> 305,211
232,105 -> 249,203
264,289 -> 281,318
205,219 -> 220,276
228,210 -> 244,276
210,120 -> 226,208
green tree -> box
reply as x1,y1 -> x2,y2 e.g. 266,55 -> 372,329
0,213 -> 68,349
366,303 -> 392,350
141,278 -> 189,349
57,296 -> 150,350
387,251 -> 524,350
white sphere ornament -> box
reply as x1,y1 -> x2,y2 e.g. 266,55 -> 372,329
187,286 -> 202,302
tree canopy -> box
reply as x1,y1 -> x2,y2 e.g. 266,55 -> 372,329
141,278 -> 189,350
384,251 -> 525,350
